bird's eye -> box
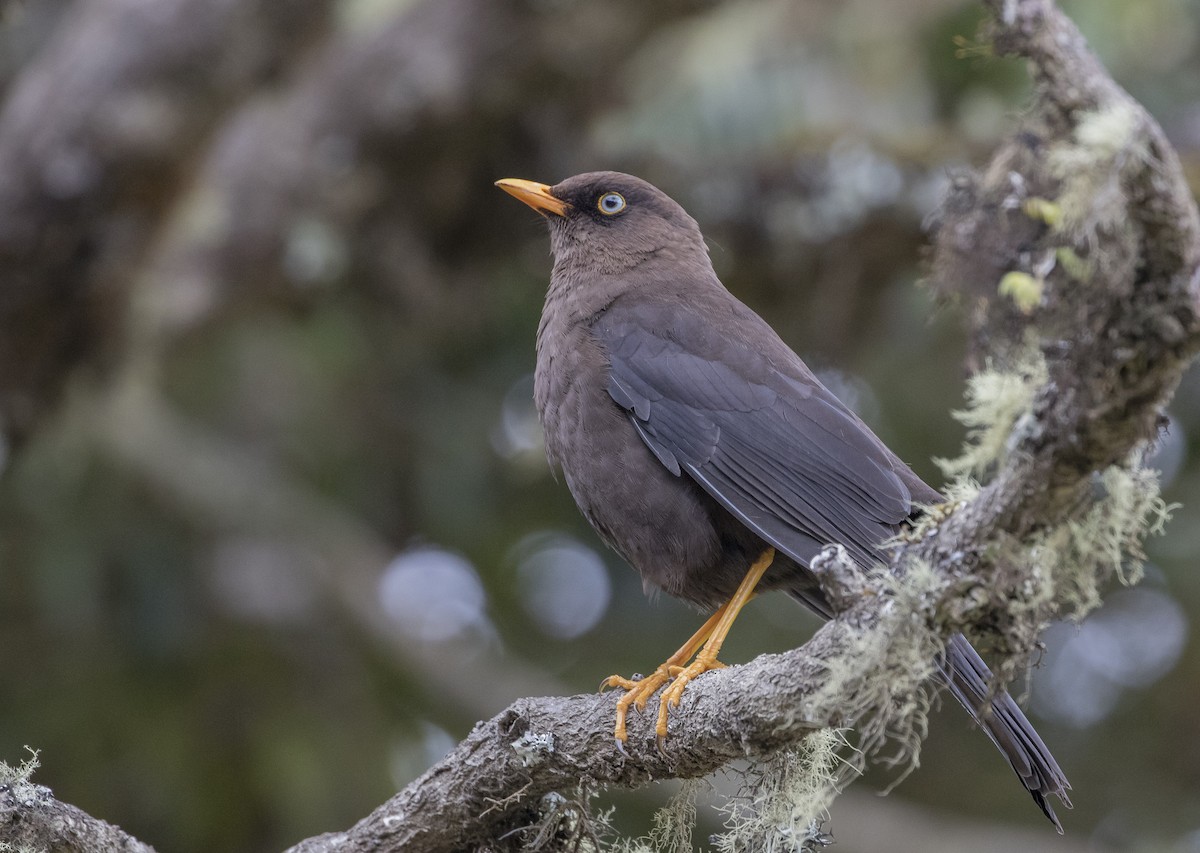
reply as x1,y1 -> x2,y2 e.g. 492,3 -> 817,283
597,192 -> 626,215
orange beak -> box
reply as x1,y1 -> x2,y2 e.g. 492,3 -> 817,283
495,178 -> 569,217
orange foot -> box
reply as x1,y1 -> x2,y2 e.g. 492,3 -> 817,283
600,665 -> 677,744
654,652 -> 728,748
599,547 -> 776,751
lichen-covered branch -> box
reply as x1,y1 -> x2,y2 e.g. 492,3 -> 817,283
1,753 -> 156,852
3,577 -> 878,853
919,0 -> 1199,674
284,624 -> 851,853
287,545 -> 934,853
135,0 -> 709,347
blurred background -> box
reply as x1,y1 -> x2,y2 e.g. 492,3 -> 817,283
1,0 -> 1198,850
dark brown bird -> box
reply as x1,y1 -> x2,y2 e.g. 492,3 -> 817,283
496,171 -> 1071,829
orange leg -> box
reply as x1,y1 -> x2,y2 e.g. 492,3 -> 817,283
600,547 -> 777,748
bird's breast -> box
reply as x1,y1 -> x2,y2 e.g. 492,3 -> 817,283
533,319 -> 759,608
534,320 -> 621,482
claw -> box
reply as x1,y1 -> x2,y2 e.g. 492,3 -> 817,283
605,666 -> 675,742
600,674 -> 637,692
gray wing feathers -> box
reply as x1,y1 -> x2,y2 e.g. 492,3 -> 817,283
600,316 -> 913,570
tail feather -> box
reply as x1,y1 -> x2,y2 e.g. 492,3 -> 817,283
941,632 -> 1073,832
785,587 -> 1071,828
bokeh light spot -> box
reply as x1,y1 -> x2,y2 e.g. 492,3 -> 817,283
491,373 -> 545,469
512,532 -> 611,639
1034,586 -> 1187,728
379,546 -> 487,642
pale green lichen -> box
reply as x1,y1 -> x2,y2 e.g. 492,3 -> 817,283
1046,100 -> 1144,238
613,780 -> 701,853
0,748 -> 46,853
697,559 -> 948,850
935,354 -> 1048,480
998,270 -> 1043,314
840,559 -> 942,773
1054,246 -> 1093,282
713,730 -> 848,853
0,747 -> 40,792
773,557 -> 944,809
1065,100 -> 1140,164
1022,197 -> 1064,230
927,354 -> 1176,659
933,350 -> 1173,624
1037,461 -> 1175,619
896,478 -> 982,546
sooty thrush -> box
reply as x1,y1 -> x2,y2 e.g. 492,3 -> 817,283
496,171 -> 1071,830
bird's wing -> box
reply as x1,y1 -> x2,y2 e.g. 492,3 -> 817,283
595,297 -> 919,569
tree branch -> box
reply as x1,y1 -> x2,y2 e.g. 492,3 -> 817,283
930,0 -> 1200,536
284,621 -> 859,853
1,762 -> 157,853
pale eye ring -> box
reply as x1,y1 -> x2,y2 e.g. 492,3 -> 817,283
597,192 -> 626,215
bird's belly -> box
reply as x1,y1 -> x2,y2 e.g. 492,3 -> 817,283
550,394 -> 759,609
537,330 -> 795,609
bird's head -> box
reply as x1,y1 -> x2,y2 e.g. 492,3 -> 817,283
496,171 -> 710,277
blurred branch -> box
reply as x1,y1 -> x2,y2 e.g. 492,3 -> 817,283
0,0 -> 332,446
10,600 -> 858,853
0,0 -> 711,454
93,375 -> 569,722
136,0 -> 713,346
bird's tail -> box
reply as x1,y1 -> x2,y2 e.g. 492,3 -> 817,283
940,632 -> 1073,832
